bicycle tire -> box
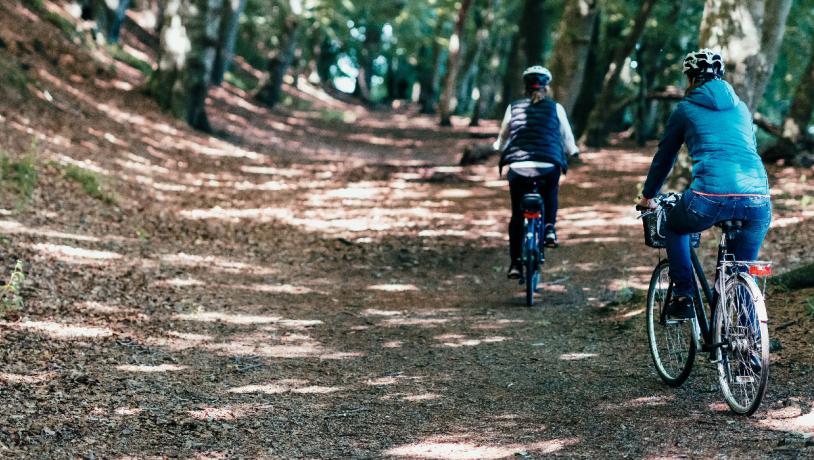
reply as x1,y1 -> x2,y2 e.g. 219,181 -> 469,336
525,243 -> 538,306
714,274 -> 770,416
646,259 -> 696,387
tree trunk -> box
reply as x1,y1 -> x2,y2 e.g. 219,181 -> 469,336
760,44 -> 814,163
90,0 -> 131,43
211,0 -> 247,86
353,25 -> 381,102
255,20 -> 301,108
568,9 -> 601,137
439,0 -> 473,127
457,4 -> 490,117
781,46 -> 814,145
698,0 -> 793,111
500,0 -> 548,105
548,0 -> 599,114
580,0 -> 657,147
149,0 -> 224,131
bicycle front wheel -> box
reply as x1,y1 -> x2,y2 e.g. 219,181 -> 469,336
714,274 -> 770,416
646,259 -> 696,387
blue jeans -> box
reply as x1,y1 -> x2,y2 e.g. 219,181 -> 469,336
665,192 -> 772,297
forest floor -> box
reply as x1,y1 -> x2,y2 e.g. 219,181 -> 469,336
2,2 -> 814,458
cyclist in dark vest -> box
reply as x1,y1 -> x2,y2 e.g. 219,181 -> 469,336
638,49 -> 772,319
494,66 -> 579,279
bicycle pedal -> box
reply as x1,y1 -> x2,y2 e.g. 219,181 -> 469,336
664,319 -> 690,325
735,375 -> 755,384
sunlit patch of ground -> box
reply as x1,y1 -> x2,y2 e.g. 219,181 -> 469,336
384,435 -> 579,459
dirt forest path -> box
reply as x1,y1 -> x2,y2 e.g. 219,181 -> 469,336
1,24 -> 814,454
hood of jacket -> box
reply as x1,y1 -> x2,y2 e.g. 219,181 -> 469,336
684,79 -> 740,111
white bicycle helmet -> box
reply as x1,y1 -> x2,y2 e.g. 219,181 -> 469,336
522,66 -> 552,88
683,48 -> 724,79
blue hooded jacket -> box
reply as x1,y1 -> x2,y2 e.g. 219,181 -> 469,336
642,80 -> 769,198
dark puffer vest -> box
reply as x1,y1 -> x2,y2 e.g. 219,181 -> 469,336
499,98 -> 567,173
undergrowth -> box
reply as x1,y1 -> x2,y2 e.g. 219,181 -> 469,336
0,153 -> 39,206
0,261 -> 26,316
65,164 -> 115,204
0,60 -> 30,97
109,45 -> 153,76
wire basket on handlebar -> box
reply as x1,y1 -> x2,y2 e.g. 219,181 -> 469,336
640,193 -> 700,249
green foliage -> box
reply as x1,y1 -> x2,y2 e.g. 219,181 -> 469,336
0,60 -> 30,97
805,297 -> 814,318
0,153 -> 39,205
109,45 -> 153,77
21,0 -> 46,14
0,261 -> 26,316
319,109 -> 356,123
772,262 -> 814,291
64,165 -> 115,204
224,71 -> 258,92
45,11 -> 78,38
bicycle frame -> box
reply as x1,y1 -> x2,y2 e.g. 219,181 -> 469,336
661,229 -> 730,356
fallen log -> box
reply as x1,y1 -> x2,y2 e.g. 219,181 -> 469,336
460,143 -> 498,166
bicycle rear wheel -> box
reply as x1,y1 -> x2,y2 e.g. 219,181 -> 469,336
646,260 -> 696,386
525,248 -> 539,306
714,274 -> 769,415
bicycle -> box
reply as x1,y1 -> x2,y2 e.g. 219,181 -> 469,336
519,190 -> 545,306
639,193 -> 772,415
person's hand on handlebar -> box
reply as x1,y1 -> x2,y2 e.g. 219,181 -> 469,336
636,196 -> 657,211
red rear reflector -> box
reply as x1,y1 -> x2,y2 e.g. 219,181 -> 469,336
749,265 -> 772,276
523,212 -> 541,219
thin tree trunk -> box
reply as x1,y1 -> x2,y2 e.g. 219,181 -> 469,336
149,0 -> 224,131
90,0 -> 131,43
211,0 -> 247,86
781,46 -> 814,144
569,9 -> 601,137
580,0 -> 657,147
255,20 -> 301,108
761,44 -> 814,162
698,0 -> 793,111
439,0 -> 473,126
548,0 -> 599,114
500,0 -> 548,105
353,25 -> 381,102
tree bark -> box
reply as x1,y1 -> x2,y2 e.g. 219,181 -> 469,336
548,0 -> 599,114
89,0 -> 131,43
698,0 -> 793,111
149,0 -> 224,131
353,25 -> 381,102
211,0 -> 247,86
760,43 -> 814,163
439,0 -> 474,127
255,19 -> 301,108
500,0 -> 548,105
580,0 -> 657,147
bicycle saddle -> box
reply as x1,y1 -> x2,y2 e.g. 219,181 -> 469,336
521,193 -> 543,212
716,220 -> 744,231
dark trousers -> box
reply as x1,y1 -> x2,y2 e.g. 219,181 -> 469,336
508,167 -> 560,262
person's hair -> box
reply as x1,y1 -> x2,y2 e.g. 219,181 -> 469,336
685,74 -> 721,95
528,86 -> 548,104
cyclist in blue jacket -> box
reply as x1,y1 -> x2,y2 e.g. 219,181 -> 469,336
494,66 -> 580,279
637,49 -> 772,319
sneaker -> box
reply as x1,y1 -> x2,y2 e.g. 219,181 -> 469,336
665,296 -> 695,320
507,261 -> 522,279
544,225 -> 558,248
